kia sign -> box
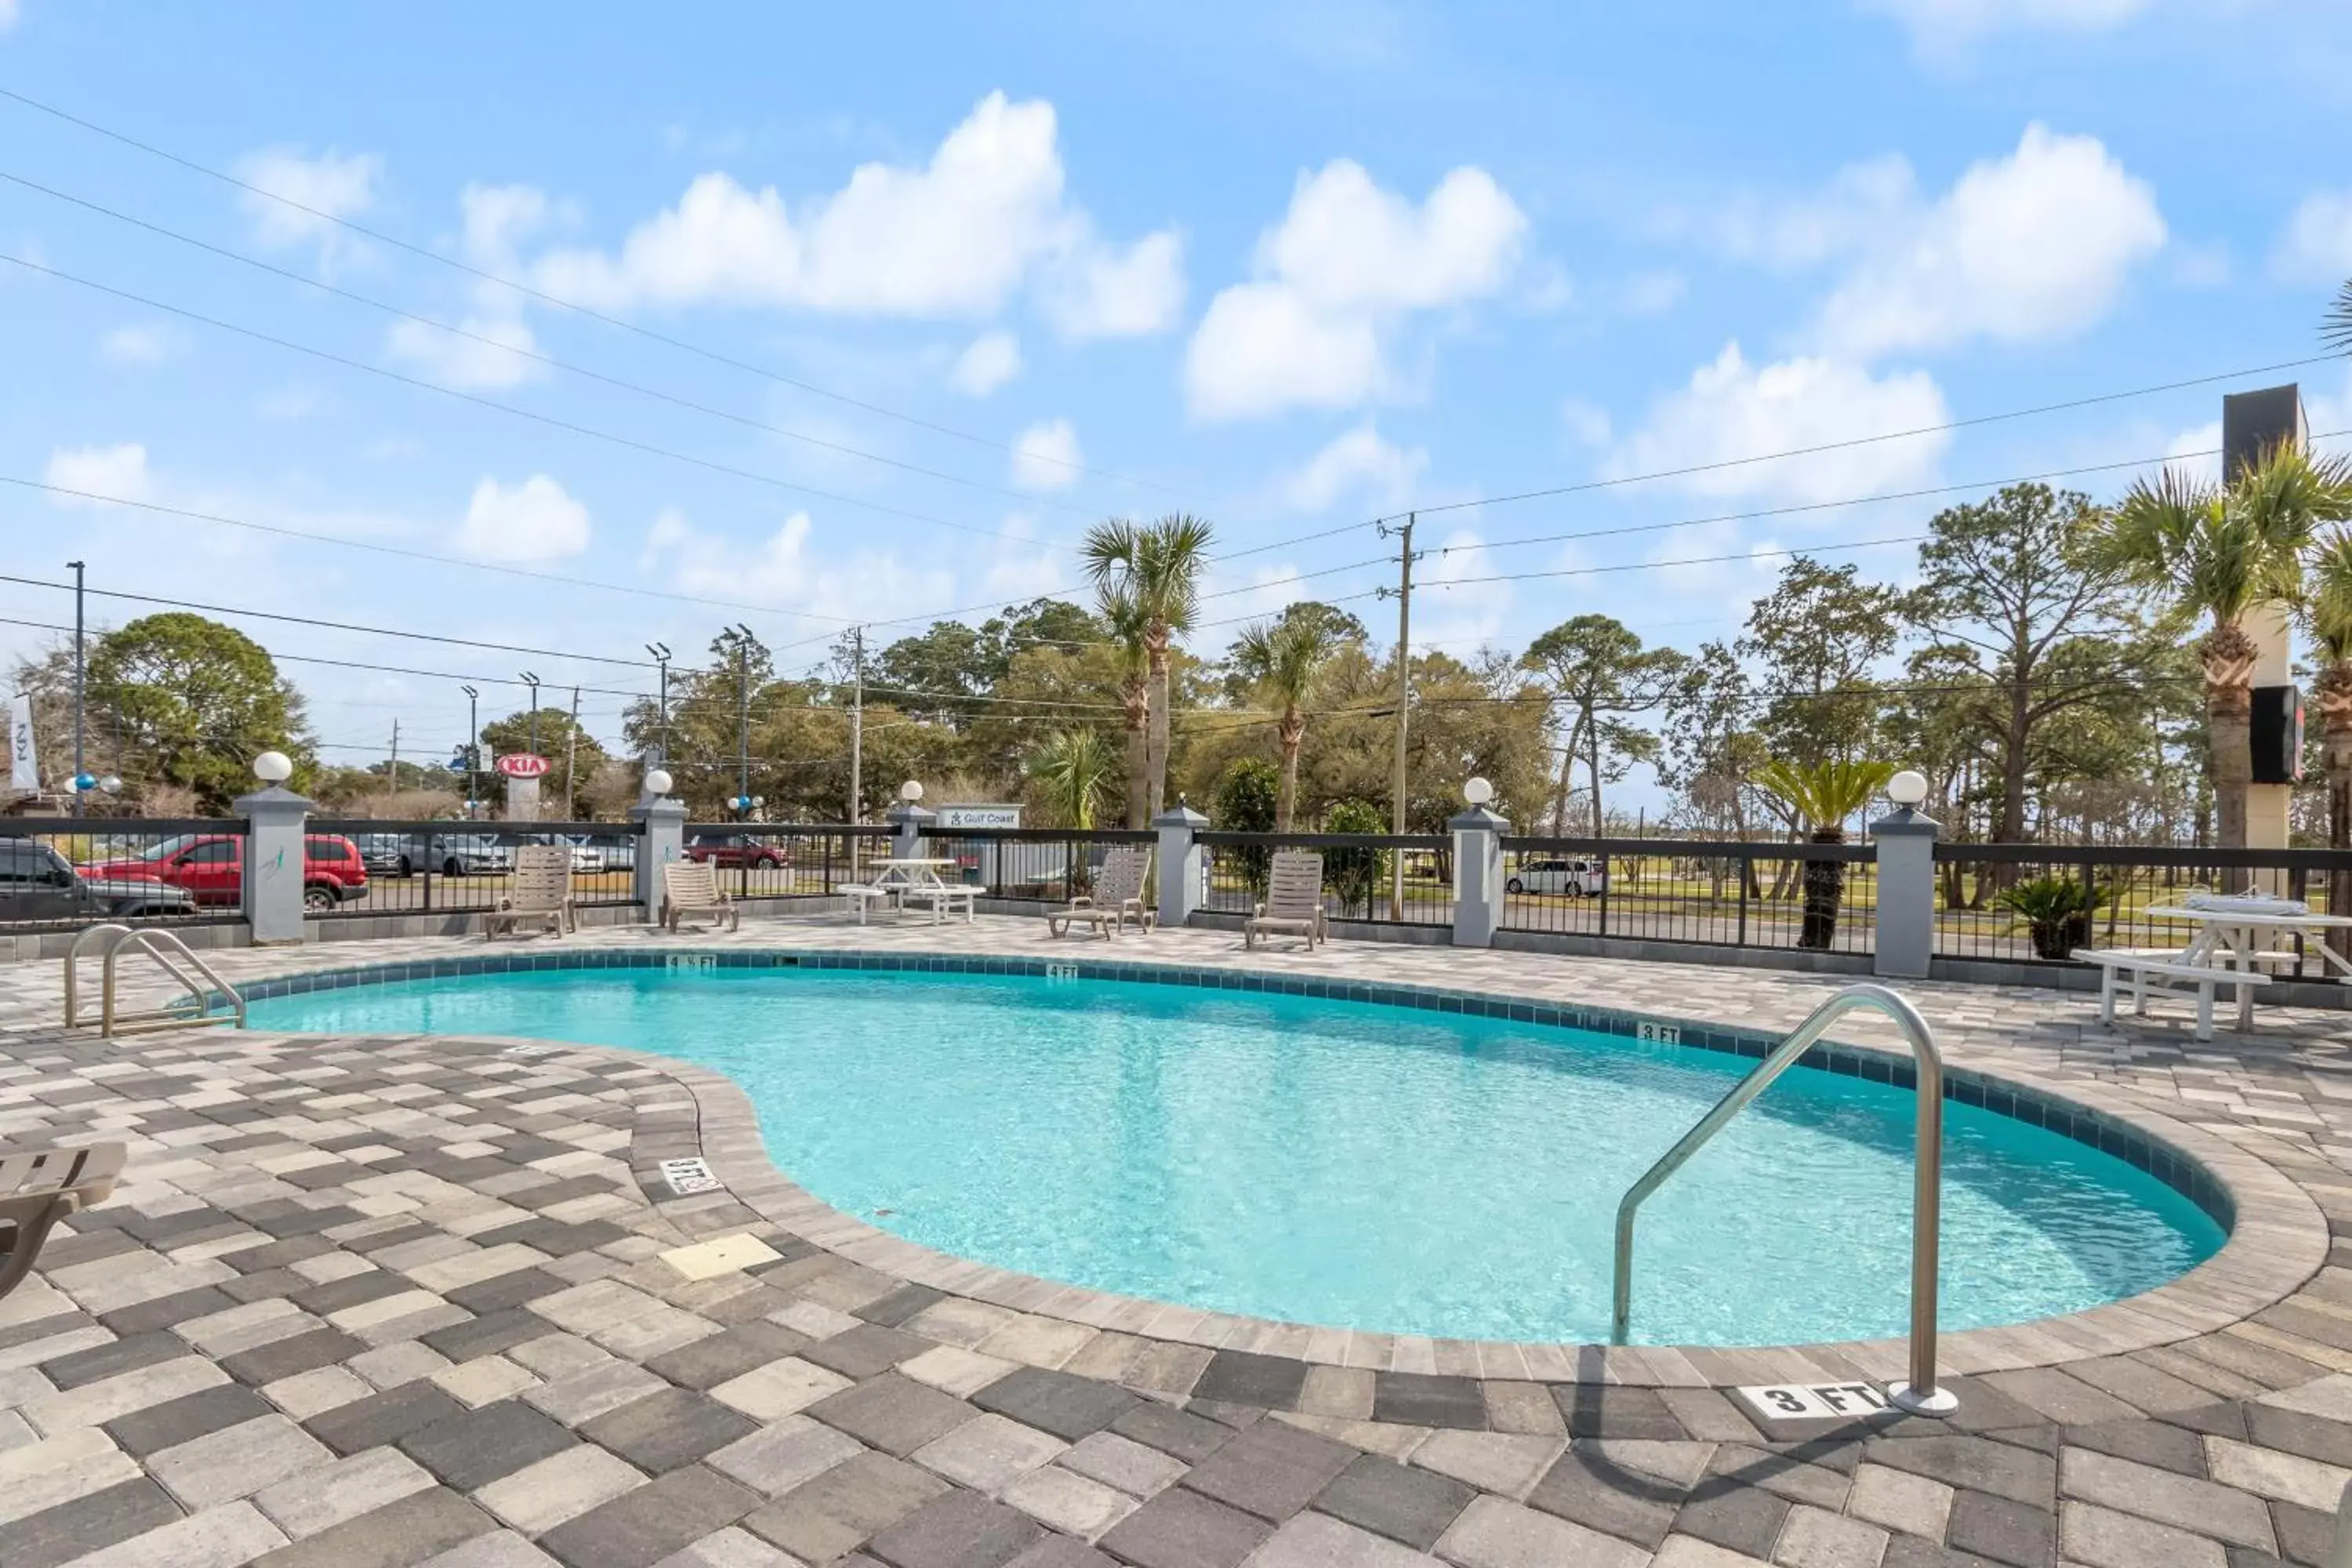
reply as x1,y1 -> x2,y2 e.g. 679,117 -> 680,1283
495,753 -> 551,779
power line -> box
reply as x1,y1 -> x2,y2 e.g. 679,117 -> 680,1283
0,84 -> 1172,496
0,167 -> 1110,521
0,252 -> 1039,547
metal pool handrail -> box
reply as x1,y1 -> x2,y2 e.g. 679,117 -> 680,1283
1610,982 -> 1956,1417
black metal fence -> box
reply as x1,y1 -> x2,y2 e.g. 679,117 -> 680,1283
907,827 -> 1158,903
682,823 -> 895,902
1197,831 -> 1454,927
1497,836 -> 1880,957
0,817 -> 250,934
1933,841 -> 2352,971
305,819 -> 644,920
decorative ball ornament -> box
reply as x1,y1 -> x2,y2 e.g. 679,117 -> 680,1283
252,752 -> 293,784
899,780 -> 924,803
644,768 -> 674,797
1463,775 -> 1495,807
1886,770 -> 1929,808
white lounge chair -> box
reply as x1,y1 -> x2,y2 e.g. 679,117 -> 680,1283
2073,946 -> 2268,1041
485,844 -> 574,940
1047,846 -> 1156,939
662,858 -> 740,933
1246,849 -> 1328,951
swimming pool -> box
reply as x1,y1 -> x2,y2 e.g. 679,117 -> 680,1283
249,960 -> 2226,1347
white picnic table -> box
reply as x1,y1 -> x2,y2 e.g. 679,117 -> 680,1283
847,857 -> 977,924
2145,902 -> 2352,1029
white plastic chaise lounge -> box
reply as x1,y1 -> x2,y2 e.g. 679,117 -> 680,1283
1047,845 -> 1157,940
662,858 -> 741,933
485,844 -> 574,939
1246,849 -> 1328,951
2071,944 -> 2267,1041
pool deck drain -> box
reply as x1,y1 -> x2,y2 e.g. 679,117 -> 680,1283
0,916 -> 2349,1566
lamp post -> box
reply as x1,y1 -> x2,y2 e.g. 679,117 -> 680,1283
67,558 -> 85,818
460,685 -> 480,819
731,625 -> 754,819
645,644 -> 671,768
521,671 -> 542,757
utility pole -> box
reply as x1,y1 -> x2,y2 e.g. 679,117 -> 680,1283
461,685 -> 479,820
733,625 -> 753,817
1376,514 -> 1419,920
521,672 -> 542,757
644,644 -> 672,768
67,559 -> 85,818
849,626 -> 865,870
387,719 -> 399,805
564,685 -> 581,818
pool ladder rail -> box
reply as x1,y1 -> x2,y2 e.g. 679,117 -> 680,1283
1610,982 -> 1957,1417
63,924 -> 248,1038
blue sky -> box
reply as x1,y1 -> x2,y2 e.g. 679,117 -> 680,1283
3,0 -> 2350,789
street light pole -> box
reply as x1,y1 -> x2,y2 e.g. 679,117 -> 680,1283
733,625 -> 753,817
521,671 -> 542,757
67,559 -> 84,818
460,685 -> 479,820
645,643 -> 672,769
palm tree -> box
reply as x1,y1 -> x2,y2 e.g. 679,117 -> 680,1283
2305,529 -> 2352,913
1082,514 -> 1214,820
1231,611 -> 1345,830
1753,757 -> 1896,949
1098,587 -> 1152,827
1025,727 -> 1119,830
2325,279 -> 2352,354
2097,444 -> 2352,850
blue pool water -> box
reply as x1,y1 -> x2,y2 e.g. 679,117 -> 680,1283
251,967 -> 2224,1346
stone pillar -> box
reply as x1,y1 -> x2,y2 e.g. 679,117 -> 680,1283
505,774 -> 541,823
632,797 -> 687,923
234,782 -> 314,945
1154,800 -> 1209,930
1872,808 -> 1940,980
1449,804 -> 1508,948
887,800 -> 935,862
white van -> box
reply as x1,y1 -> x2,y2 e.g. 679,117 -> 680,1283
1505,856 -> 1608,897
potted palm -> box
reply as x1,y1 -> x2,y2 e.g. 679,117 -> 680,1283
1993,875 -> 2106,961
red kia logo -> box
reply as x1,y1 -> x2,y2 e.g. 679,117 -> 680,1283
495,754 -> 551,779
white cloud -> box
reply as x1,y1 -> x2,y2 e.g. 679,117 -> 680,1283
1011,419 -> 1082,491
1618,271 -> 1686,316
2164,418 -> 2224,485
1715,155 -> 1916,270
1041,230 -> 1185,337
386,314 -> 545,390
647,507 -> 968,629
950,329 -> 1022,397
454,474 -> 590,562
534,93 -> 1179,336
100,323 -> 179,366
44,443 -> 154,507
1278,421 -> 1427,513
256,386 -> 328,421
2275,190 -> 2352,283
232,147 -> 382,262
1813,125 -> 2165,358
458,183 -> 556,272
1416,529 -> 1513,650
1185,160 -> 1526,421
1609,342 -> 1952,504
1560,400 -> 1613,448
1860,0 -> 2154,50
0,1 -> 18,32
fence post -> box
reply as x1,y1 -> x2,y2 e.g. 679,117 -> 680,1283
1871,805 -> 1940,979
631,795 -> 687,923
1153,800 -> 1208,930
887,799 -> 935,862
234,772 -> 313,946
1449,802 -> 1508,948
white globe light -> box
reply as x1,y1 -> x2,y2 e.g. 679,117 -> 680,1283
644,768 -> 673,797
1463,775 -> 1495,807
899,779 -> 924,803
1886,769 -> 1929,808
252,750 -> 293,784
98,775 -> 122,795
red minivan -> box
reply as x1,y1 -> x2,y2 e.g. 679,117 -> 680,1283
83,833 -> 369,912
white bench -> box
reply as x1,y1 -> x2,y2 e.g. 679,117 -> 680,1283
839,884 -> 895,924
898,882 -> 978,924
2072,947 -> 2269,1041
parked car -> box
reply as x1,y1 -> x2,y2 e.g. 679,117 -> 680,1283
564,835 -> 608,873
354,831 -> 512,877
0,839 -> 198,923
81,833 -> 368,912
1505,856 -> 1608,898
687,833 -> 789,869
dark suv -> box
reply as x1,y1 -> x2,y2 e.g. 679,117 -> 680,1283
0,840 -> 198,923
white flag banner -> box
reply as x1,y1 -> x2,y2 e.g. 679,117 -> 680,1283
7,694 -> 35,793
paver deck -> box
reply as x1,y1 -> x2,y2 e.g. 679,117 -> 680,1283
2,913 -> 2350,1566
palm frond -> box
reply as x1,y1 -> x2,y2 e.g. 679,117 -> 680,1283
2304,528 -> 2352,662
1753,757 -> 1898,830
2326,279 -> 2352,355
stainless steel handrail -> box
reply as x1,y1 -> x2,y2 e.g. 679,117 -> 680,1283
62,923 -> 135,1029
1610,982 -> 1955,1417
97,929 -> 247,1037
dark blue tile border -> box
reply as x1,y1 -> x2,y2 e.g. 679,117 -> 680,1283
229,947 -> 2234,1231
